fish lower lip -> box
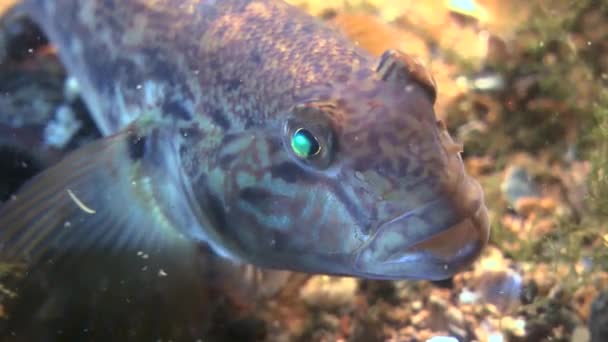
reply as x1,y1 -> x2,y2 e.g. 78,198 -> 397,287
354,196 -> 489,280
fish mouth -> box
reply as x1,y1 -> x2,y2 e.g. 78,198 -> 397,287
354,176 -> 489,280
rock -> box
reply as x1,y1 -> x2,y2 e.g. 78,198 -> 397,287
501,316 -> 526,338
349,316 -> 385,342
475,269 -> 522,314
571,325 -> 590,342
501,165 -> 540,213
426,336 -> 459,342
589,291 -> 608,342
298,276 -> 358,310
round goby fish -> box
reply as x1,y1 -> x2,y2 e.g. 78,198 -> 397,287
0,0 -> 489,281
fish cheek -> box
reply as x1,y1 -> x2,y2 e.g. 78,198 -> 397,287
222,169 -> 316,256
196,133 -> 292,256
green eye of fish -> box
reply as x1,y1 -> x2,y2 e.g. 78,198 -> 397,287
290,128 -> 321,158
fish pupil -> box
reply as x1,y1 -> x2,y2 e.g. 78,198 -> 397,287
291,128 -> 320,158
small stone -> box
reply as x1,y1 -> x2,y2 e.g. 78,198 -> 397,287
458,288 -> 479,304
466,156 -> 495,176
488,331 -> 506,342
571,325 -> 590,342
411,300 -> 423,311
426,336 -> 458,342
298,276 -> 357,309
385,306 -> 411,324
501,165 -> 539,213
349,316 -> 384,342
513,197 -> 542,216
539,197 -> 558,212
411,310 -> 430,327
573,286 -> 599,321
446,307 -> 464,326
589,291 -> 608,342
500,316 -> 526,337
446,307 -> 468,340
318,312 -> 340,330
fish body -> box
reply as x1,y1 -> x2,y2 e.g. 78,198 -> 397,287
0,0 -> 488,284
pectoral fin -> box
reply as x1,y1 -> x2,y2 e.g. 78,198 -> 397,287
0,125 -> 199,272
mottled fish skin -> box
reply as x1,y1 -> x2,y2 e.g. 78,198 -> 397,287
3,0 -> 489,280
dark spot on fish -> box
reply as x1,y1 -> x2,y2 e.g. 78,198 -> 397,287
398,158 -> 410,175
215,71 -> 224,84
270,161 -> 316,183
162,100 -> 192,121
353,156 -> 373,173
356,68 -> 374,81
335,73 -> 349,83
240,187 -> 273,203
209,107 -> 231,130
226,78 -> 242,92
411,164 -> 424,178
310,61 -> 325,76
301,23 -> 316,34
327,182 -> 372,233
250,51 -> 262,65
377,159 -> 391,175
214,25 -> 228,39
316,92 -> 332,102
266,137 -> 283,155
282,21 -> 294,33
220,132 -> 240,145
209,59 -> 221,70
127,132 -> 146,160
243,119 -> 255,130
218,135 -> 241,167
205,192 -> 228,233
179,126 -> 203,142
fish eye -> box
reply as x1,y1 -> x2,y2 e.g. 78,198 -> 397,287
283,103 -> 335,169
291,128 -> 321,159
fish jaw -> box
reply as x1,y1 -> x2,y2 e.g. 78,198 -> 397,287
353,175 -> 489,280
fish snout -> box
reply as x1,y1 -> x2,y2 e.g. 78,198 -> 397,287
354,174 -> 489,280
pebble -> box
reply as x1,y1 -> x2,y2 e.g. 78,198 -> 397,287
426,336 -> 458,342
500,165 -> 540,213
475,269 -> 522,314
571,325 -> 590,342
298,276 -> 358,309
589,291 -> 608,342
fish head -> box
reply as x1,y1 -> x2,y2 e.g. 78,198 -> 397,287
206,52 -> 489,280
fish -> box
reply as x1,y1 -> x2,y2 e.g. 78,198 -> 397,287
0,0 -> 489,285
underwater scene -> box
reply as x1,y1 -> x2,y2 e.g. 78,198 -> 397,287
0,0 -> 606,341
